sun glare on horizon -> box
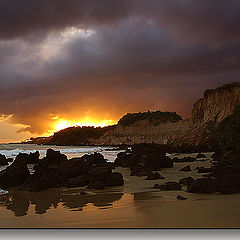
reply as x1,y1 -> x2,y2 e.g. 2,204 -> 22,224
52,117 -> 116,133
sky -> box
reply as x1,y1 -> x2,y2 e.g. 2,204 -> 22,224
0,0 -> 240,143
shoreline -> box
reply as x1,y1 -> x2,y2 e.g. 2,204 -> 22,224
1,152 -> 240,228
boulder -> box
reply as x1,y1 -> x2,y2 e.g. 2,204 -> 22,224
173,157 -> 195,163
0,154 -> 8,166
218,174 -> 240,194
196,153 -> 207,158
87,181 -> 105,190
21,149 -> 68,191
187,178 -> 218,193
177,195 -> 188,200
66,175 -> 90,188
7,158 -> 13,162
88,167 -> 124,187
145,172 -> 165,180
81,152 -> 106,165
22,169 -> 65,192
179,176 -> 195,186
154,181 -> 182,191
104,172 -> 124,187
179,165 -> 192,172
0,156 -> 30,188
131,168 -> 151,177
197,167 -> 213,173
114,143 -> 173,170
15,151 -> 40,165
28,151 -> 40,164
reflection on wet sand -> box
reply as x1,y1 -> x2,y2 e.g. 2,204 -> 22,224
0,188 -> 123,217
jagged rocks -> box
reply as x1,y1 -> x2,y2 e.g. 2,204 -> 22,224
177,195 -> 188,200
187,178 -> 218,193
179,177 -> 195,186
179,165 -> 192,172
114,143 -> 173,170
20,149 -> 124,192
196,153 -> 207,158
15,151 -> 40,165
154,181 -> 182,191
197,167 -> 213,173
0,156 -> 30,189
145,172 -> 165,180
87,181 -> 105,190
0,154 -> 8,166
172,157 -> 195,163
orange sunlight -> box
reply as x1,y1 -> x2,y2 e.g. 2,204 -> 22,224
52,116 -> 116,133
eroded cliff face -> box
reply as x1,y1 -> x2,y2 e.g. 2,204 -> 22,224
170,82 -> 240,151
91,119 -> 191,145
192,84 -> 240,125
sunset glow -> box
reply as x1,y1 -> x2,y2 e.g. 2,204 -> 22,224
52,117 -> 116,132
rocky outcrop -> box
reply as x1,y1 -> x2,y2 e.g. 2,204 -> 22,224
114,143 -> 173,176
0,154 -> 8,166
0,156 -> 30,189
92,118 -> 190,146
187,147 -> 240,194
169,82 -> 240,151
192,82 -> 240,125
0,149 -> 124,192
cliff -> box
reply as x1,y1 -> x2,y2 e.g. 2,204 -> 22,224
192,82 -> 240,125
91,118 -> 191,145
27,82 -> 240,151
170,82 -> 240,151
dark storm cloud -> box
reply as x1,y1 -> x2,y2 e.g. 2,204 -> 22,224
0,0 -> 240,134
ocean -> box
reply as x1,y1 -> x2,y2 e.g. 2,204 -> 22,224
0,143 -> 123,162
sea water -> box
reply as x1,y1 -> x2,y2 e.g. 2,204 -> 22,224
0,144 -> 122,162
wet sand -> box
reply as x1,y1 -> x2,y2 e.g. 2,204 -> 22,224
1,152 -> 240,228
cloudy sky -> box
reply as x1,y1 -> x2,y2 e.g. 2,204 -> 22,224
0,0 -> 240,142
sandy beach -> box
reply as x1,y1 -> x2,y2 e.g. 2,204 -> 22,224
1,151 -> 240,228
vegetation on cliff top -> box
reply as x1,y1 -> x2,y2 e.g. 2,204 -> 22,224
204,82 -> 240,98
210,106 -> 240,152
45,125 -> 116,146
118,110 -> 182,127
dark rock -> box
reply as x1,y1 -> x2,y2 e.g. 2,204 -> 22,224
218,174 -> 240,194
28,151 -> 40,164
179,176 -> 195,186
104,172 -> 124,187
177,195 -> 188,200
153,184 -> 160,189
145,172 -> 165,180
173,156 -> 196,163
88,167 -> 124,187
155,181 -> 182,191
197,167 -> 213,173
0,154 -> 8,166
22,169 -> 65,192
15,151 -> 40,165
131,168 -> 151,177
179,165 -> 192,172
66,175 -> 90,188
22,149 -> 68,191
0,156 -> 30,188
114,143 -> 173,170
7,158 -> 13,162
87,181 -> 105,190
187,178 -> 218,193
59,157 -> 92,179
196,153 -> 207,158
81,152 -> 106,165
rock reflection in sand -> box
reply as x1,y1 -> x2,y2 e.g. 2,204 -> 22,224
0,188 -> 123,217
